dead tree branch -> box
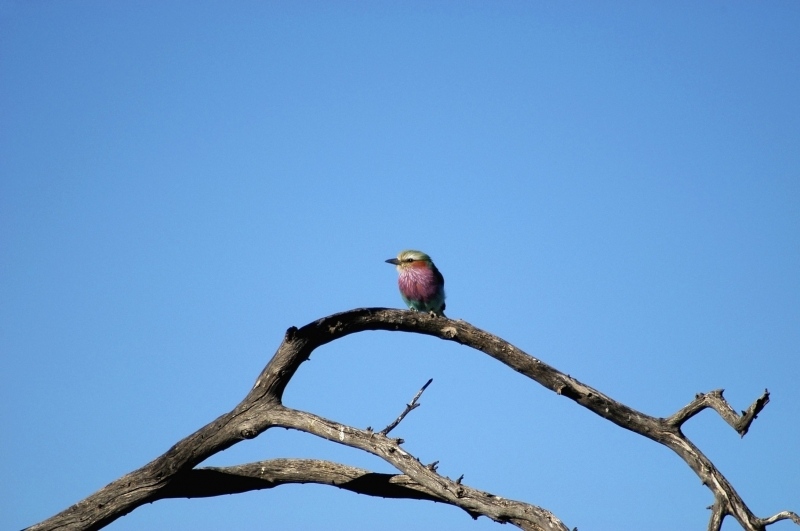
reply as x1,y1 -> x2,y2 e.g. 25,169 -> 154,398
161,458 -> 442,502
758,512 -> 800,527
381,378 -> 433,436
269,405 -> 566,531
26,308 -> 796,531
666,389 -> 770,436
161,457 -> 562,531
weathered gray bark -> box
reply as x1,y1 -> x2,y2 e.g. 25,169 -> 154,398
160,458 -> 442,502
25,308 -> 799,531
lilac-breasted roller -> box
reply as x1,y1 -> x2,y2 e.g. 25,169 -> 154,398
385,250 -> 446,317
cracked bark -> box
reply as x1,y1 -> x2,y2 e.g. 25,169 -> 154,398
25,308 -> 797,531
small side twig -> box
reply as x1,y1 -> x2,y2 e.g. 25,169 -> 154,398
666,389 -> 770,437
380,378 -> 433,436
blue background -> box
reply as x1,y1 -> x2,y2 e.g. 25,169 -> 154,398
2,2 -> 798,530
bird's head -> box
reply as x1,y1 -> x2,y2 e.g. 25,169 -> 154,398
385,249 -> 432,271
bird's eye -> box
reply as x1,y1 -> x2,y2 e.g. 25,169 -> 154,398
404,258 -> 414,263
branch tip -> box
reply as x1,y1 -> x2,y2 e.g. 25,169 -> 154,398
667,387 -> 771,438
380,378 -> 434,436
759,510 -> 800,526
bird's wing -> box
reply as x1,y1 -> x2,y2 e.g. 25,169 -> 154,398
431,263 -> 444,287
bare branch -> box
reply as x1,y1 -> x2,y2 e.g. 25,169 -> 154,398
381,378 -> 433,436
269,405 -> 569,531
161,457 -> 567,531
667,389 -> 770,436
758,512 -> 800,527
161,458 -> 441,502
26,308 -> 796,531
708,500 -> 725,531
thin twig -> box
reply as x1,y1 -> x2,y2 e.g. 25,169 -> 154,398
380,378 -> 433,436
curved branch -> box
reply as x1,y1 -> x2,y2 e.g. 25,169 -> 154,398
162,457 -> 562,531
267,405 -> 567,531
161,458 -> 441,502
26,308 -> 795,531
758,512 -> 800,527
251,308 -> 794,531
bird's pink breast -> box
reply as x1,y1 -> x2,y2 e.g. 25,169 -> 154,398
398,267 -> 439,301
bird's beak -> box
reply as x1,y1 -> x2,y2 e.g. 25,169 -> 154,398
385,258 -> 400,265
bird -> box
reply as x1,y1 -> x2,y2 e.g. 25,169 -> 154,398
385,249 -> 446,317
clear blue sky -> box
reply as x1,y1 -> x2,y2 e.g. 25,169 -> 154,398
2,2 -> 798,530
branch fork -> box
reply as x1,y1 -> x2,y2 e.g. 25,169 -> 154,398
26,308 -> 795,531
666,389 -> 770,436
